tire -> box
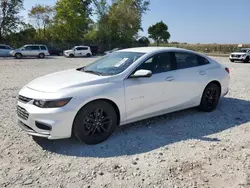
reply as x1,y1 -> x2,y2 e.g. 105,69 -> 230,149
244,56 -> 249,63
73,101 -> 117,145
86,53 -> 91,57
69,54 -> 74,58
230,59 -> 234,62
199,83 -> 221,112
15,53 -> 22,59
38,53 -> 45,59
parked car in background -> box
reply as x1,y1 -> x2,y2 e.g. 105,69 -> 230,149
89,45 -> 99,56
17,47 -> 230,145
48,47 -> 63,56
103,48 -> 120,55
10,44 -> 49,59
0,44 -> 13,57
229,48 -> 250,63
63,46 -> 92,58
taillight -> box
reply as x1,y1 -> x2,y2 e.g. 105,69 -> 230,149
225,67 -> 230,74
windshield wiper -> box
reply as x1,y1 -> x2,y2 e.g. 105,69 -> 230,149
84,70 -> 103,76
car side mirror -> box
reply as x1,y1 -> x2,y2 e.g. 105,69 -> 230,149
130,69 -> 152,78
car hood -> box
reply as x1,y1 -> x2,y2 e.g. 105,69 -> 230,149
27,69 -> 110,92
231,52 -> 247,55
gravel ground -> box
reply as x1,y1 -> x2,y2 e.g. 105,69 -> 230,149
0,56 -> 250,188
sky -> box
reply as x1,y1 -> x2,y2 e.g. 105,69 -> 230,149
22,0 -> 250,44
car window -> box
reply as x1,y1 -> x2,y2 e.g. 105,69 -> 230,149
0,45 -> 6,49
30,46 -> 40,50
135,52 -> 174,74
24,46 -> 32,50
198,55 -> 210,65
40,46 -> 47,50
77,47 -> 88,50
83,52 -> 145,75
175,52 -> 199,69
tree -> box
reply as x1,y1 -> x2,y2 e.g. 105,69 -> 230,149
107,0 -> 150,48
148,21 -> 170,46
0,0 -> 24,42
28,4 -> 54,38
52,0 -> 92,42
137,36 -> 150,46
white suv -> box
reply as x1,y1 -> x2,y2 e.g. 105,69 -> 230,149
229,48 -> 250,63
64,46 -> 92,58
10,44 -> 49,59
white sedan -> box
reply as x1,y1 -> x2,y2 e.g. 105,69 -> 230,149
17,47 -> 230,144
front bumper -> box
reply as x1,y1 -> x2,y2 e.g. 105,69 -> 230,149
17,88 -> 77,139
229,56 -> 247,61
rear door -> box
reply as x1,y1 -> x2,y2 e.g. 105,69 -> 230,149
31,46 -> 40,56
80,47 -> 88,56
168,52 -> 211,108
40,45 -> 48,55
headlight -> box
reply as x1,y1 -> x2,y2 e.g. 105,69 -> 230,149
33,98 -> 72,108
242,54 -> 247,57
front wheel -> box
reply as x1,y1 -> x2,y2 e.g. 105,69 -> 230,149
230,59 -> 234,62
73,101 -> 117,145
199,83 -> 221,112
244,56 -> 249,63
15,53 -> 22,59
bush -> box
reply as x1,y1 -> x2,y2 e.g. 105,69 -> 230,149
151,43 -> 250,54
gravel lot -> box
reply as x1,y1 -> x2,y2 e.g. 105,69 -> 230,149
0,56 -> 250,188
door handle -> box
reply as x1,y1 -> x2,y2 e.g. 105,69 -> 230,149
166,77 -> 175,81
199,71 -> 206,75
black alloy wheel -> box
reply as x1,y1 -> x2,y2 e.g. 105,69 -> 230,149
199,83 -> 220,112
73,101 -> 117,145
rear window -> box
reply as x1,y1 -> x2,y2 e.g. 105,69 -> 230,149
198,56 -> 210,65
77,47 -> 88,50
40,46 -> 47,50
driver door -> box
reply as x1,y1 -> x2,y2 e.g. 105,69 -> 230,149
124,52 -> 177,122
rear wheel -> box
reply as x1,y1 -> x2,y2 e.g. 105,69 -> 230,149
199,83 -> 221,112
73,101 -> 117,145
86,53 -> 91,57
38,53 -> 45,59
244,56 -> 249,63
15,53 -> 22,59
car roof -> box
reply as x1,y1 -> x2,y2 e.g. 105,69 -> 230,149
24,44 -> 46,46
0,44 -> 10,46
119,47 -> 194,53
75,46 -> 89,47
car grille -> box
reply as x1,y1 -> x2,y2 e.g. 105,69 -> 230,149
232,55 -> 241,58
18,95 -> 32,103
17,106 -> 29,120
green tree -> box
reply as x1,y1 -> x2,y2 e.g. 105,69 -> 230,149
107,0 -> 150,48
52,0 -> 92,43
148,21 -> 170,46
0,0 -> 24,42
28,4 -> 54,38
138,36 -> 150,46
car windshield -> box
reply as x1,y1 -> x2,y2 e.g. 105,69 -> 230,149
237,49 -> 248,52
82,52 -> 145,76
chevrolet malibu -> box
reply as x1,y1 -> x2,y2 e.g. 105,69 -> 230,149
17,47 -> 230,145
